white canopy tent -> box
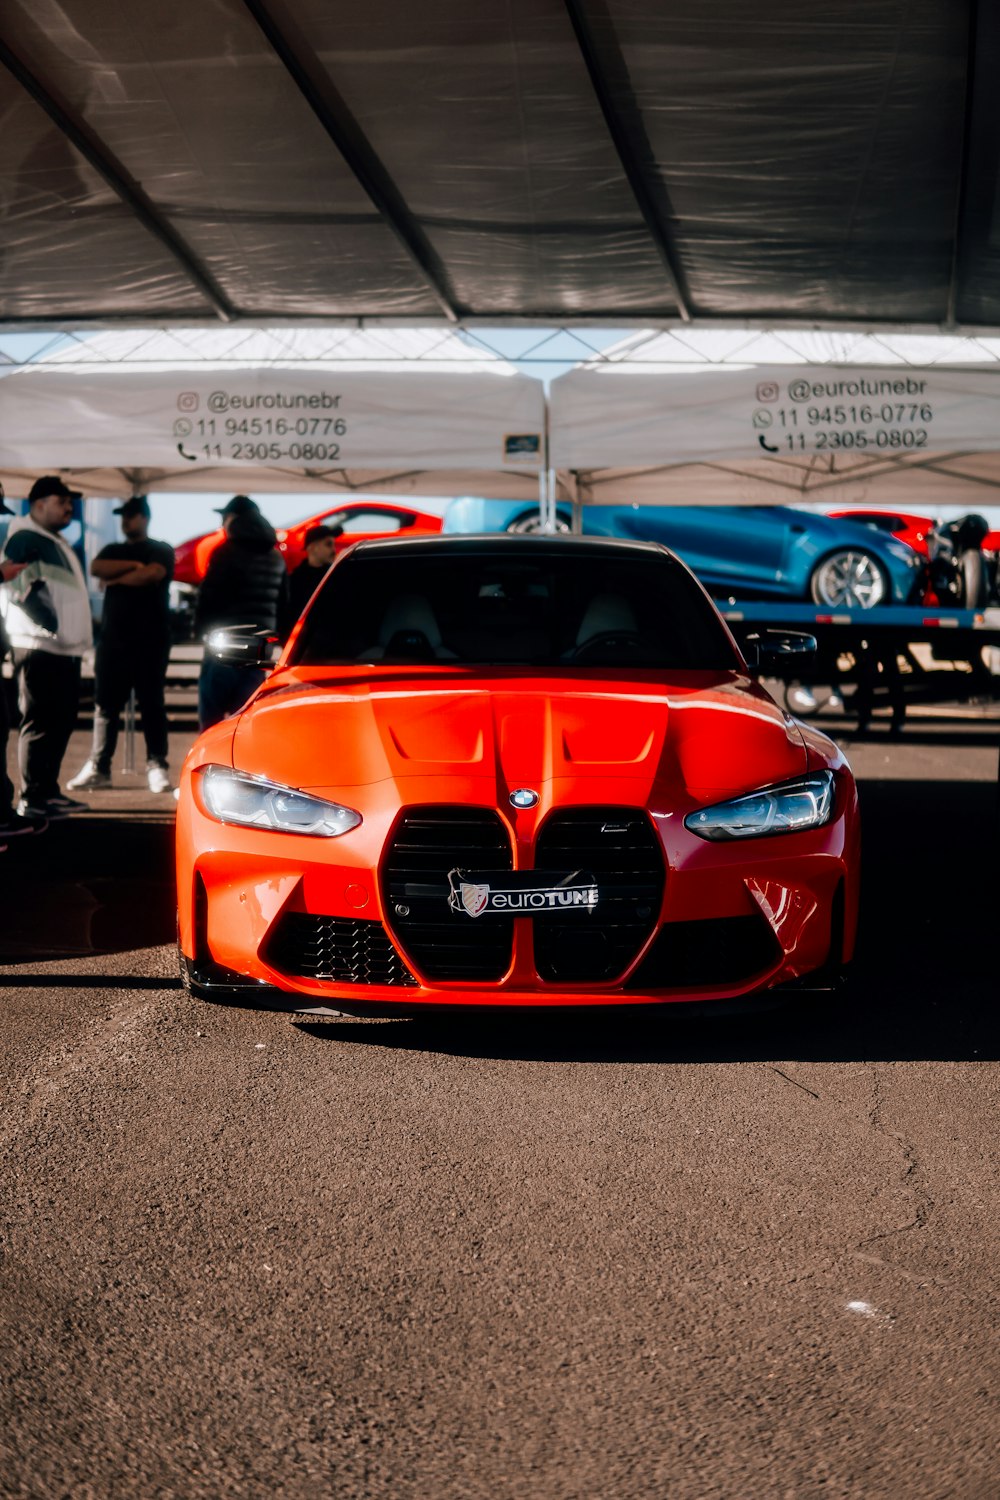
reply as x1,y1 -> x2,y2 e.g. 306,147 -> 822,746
0,328 -> 546,501
10,325 -> 1000,516
549,329 -> 1000,512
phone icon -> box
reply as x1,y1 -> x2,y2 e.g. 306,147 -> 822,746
177,442 -> 198,462
757,434 -> 780,454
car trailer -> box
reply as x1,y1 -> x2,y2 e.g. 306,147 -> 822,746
719,602 -> 1000,733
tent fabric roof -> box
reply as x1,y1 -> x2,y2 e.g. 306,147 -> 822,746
9,324 -> 1000,504
0,326 -> 546,498
549,327 -> 1000,506
2,1 -> 998,330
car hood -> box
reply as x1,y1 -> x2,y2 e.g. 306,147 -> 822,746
231,668 -> 808,805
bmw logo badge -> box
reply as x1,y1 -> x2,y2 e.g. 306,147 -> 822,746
510,789 -> 539,810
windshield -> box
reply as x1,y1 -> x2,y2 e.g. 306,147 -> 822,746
290,551 -> 740,670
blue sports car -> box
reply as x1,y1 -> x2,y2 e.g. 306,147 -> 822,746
443,500 -> 925,609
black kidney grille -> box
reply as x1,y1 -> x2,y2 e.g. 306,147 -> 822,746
624,914 -> 781,991
383,807 -> 514,981
532,808 -> 664,982
266,913 -> 417,986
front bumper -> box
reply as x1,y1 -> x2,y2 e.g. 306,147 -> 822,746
177,778 -> 858,1009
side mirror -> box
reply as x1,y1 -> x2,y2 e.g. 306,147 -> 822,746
205,625 -> 280,667
744,629 -> 817,675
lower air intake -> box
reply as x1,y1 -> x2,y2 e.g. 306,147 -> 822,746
625,914 -> 781,990
266,913 -> 417,986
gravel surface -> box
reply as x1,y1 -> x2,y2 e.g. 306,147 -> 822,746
1,721 -> 997,1499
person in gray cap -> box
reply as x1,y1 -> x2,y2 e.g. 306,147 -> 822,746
0,476 -> 92,820
195,495 -> 288,730
69,496 -> 176,795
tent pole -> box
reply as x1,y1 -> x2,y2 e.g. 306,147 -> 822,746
566,472 -> 583,534
540,398 -> 554,531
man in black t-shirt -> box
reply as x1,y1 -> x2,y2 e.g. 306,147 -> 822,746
68,496 -> 176,795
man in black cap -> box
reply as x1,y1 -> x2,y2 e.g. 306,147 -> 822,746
0,476 -> 93,819
279,522 -> 342,639
68,496 -> 176,795
195,495 -> 288,730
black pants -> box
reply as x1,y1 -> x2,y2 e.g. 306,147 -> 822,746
0,668 -> 15,818
14,650 -> 82,804
91,636 -> 171,772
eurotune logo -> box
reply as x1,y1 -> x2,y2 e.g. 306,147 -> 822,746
447,869 -> 599,919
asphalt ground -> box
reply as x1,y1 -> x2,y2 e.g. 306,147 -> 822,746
1,709 -> 998,1499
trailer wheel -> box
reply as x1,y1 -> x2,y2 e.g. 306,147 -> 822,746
809,549 -> 888,610
959,548 -> 987,609
784,682 -> 846,718
784,682 -> 821,716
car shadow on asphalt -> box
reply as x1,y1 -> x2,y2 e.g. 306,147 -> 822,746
0,974 -> 182,989
293,985 -> 999,1065
1,780 -> 996,1063
0,814 -> 177,962
295,777 -> 1000,1065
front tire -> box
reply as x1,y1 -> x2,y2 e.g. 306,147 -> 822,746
179,944 -> 216,1001
178,936 -> 280,1005
809,549 -> 888,610
505,509 -> 572,535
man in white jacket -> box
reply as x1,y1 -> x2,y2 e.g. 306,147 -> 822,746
0,476 -> 93,819
1,482 -> 50,848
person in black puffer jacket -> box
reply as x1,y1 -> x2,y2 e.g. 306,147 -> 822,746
195,495 -> 289,730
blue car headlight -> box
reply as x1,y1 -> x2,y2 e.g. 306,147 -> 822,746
197,765 -> 362,837
886,541 -> 921,567
684,771 -> 835,841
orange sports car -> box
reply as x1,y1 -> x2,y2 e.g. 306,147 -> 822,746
176,536 -> 860,1014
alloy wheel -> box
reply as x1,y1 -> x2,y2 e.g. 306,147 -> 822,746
810,550 -> 887,609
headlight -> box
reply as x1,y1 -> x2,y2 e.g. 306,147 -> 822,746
684,771 -> 834,841
886,541 -> 921,567
197,765 -> 361,837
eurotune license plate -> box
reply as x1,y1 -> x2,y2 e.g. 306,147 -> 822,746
447,868 -> 599,919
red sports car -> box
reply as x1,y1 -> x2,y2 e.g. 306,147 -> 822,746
827,508 -> 935,555
177,536 -> 860,1013
828,508 -> 1000,558
828,507 -> 999,606
173,500 -> 442,584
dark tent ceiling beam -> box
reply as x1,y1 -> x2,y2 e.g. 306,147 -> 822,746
240,0 -> 462,324
946,0 -> 976,328
562,0 -> 692,322
0,37 -> 238,324
948,0 -> 999,329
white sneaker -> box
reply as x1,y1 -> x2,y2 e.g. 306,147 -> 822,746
67,761 -> 112,791
147,765 -> 173,794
